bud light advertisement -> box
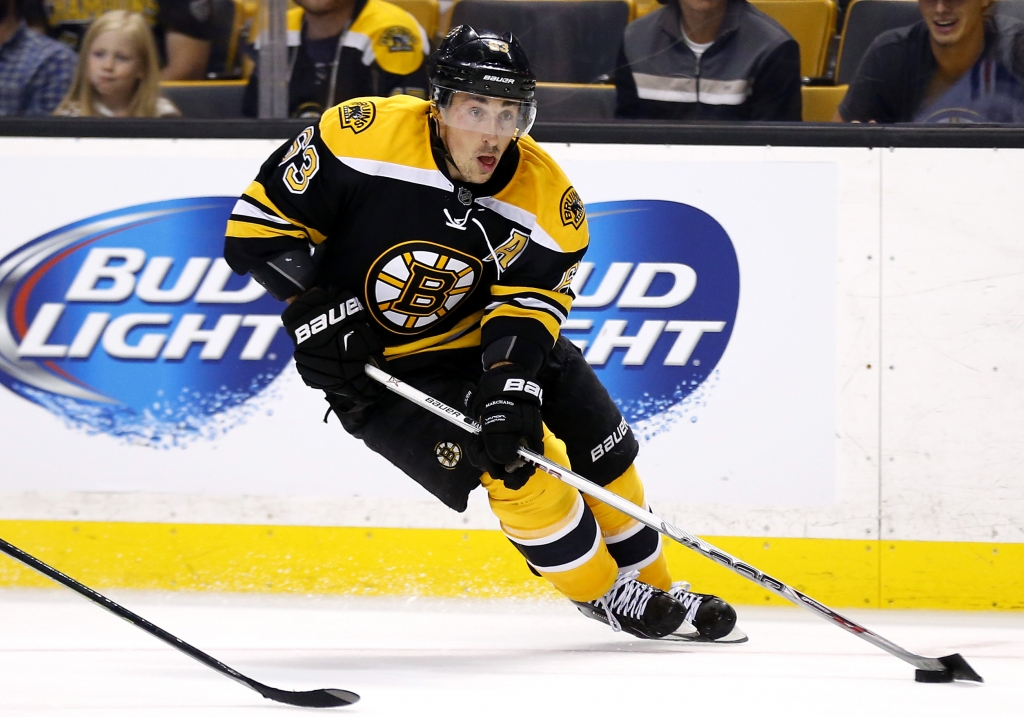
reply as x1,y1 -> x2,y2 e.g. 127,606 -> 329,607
572,200 -> 739,439
0,196 -> 735,448
0,198 -> 291,447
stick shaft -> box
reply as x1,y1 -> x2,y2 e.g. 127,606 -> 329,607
365,364 -> 945,672
0,537 -> 273,696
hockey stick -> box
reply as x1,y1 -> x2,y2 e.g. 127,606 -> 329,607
0,537 -> 359,708
365,364 -> 984,684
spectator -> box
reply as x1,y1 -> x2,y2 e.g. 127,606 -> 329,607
243,0 -> 429,118
46,0 -> 212,80
615,0 -> 801,121
54,10 -> 180,117
0,0 -> 76,115
837,0 -> 1024,123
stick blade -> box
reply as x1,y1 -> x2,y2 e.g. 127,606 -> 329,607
914,653 -> 984,684
259,686 -> 361,708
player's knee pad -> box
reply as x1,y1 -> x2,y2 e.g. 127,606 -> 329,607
483,430 -> 619,602
584,464 -> 665,581
481,428 -> 576,530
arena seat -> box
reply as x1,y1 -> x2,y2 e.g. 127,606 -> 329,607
801,83 -> 847,121
391,0 -> 441,42
161,81 -> 247,118
835,0 -> 920,84
206,0 -> 251,79
634,0 -> 659,18
535,82 -> 617,121
752,0 -> 837,78
448,0 -> 633,83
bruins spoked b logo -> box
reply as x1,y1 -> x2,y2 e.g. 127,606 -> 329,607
367,242 -> 482,334
340,100 -> 376,133
435,441 -> 462,469
560,186 -> 586,229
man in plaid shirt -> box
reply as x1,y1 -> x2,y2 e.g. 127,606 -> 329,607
0,0 -> 76,115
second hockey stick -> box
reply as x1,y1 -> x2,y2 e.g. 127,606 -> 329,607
365,363 -> 983,684
0,537 -> 359,708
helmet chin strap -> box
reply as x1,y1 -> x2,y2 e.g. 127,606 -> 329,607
429,107 -> 462,179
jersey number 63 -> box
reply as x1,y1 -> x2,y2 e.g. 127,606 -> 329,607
280,127 -> 320,194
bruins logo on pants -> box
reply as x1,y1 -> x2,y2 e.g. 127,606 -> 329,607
435,441 -> 462,469
366,241 -> 482,334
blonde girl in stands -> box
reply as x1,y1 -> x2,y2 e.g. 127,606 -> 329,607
55,10 -> 179,117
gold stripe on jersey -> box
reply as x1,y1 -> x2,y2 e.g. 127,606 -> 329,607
481,303 -> 562,344
382,311 -> 485,359
489,136 -> 590,255
490,285 -> 573,314
231,181 -> 327,244
224,220 -> 310,242
486,286 -> 572,335
319,96 -> 439,175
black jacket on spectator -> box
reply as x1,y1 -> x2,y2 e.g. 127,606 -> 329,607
242,0 -> 429,118
615,0 -> 801,121
839,16 -> 1024,123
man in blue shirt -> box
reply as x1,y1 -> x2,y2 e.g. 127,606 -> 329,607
0,0 -> 77,115
838,0 -> 1024,123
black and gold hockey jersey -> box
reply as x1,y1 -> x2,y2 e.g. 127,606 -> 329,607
242,0 -> 429,118
224,95 -> 589,372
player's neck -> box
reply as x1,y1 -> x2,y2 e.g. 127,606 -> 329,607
931,26 -> 986,81
303,1 -> 356,41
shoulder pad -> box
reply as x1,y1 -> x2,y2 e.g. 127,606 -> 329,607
491,138 -> 589,254
319,95 -> 438,171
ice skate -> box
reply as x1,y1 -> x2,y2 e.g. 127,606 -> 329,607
662,581 -> 748,643
573,570 -> 684,639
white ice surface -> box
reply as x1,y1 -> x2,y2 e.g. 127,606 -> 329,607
0,589 -> 1021,716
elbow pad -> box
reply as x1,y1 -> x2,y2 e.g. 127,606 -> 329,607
481,335 -> 546,376
249,249 -> 319,301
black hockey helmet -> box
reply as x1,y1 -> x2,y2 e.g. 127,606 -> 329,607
428,25 -> 537,138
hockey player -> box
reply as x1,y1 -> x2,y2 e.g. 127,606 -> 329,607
224,25 -> 738,642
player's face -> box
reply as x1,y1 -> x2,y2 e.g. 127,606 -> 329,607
919,0 -> 991,47
87,31 -> 144,105
439,94 -> 518,184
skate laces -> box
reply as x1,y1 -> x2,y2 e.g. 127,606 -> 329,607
592,570 -> 655,633
670,581 -> 703,625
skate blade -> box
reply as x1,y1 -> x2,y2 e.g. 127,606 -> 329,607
662,624 -> 748,644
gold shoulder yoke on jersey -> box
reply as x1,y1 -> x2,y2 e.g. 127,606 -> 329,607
352,0 -> 428,75
489,137 -> 589,255
319,96 -> 439,172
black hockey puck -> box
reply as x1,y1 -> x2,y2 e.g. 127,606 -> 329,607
915,669 -> 954,683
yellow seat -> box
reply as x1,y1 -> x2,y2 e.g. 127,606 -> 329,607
391,0 -> 440,41
801,83 -> 847,121
634,0 -> 659,18
752,0 -> 837,78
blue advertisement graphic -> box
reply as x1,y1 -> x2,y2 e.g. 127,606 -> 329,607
0,198 -> 738,446
569,200 -> 740,434
0,198 -> 291,446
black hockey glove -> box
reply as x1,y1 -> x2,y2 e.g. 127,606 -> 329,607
282,287 -> 385,409
468,364 -> 544,490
